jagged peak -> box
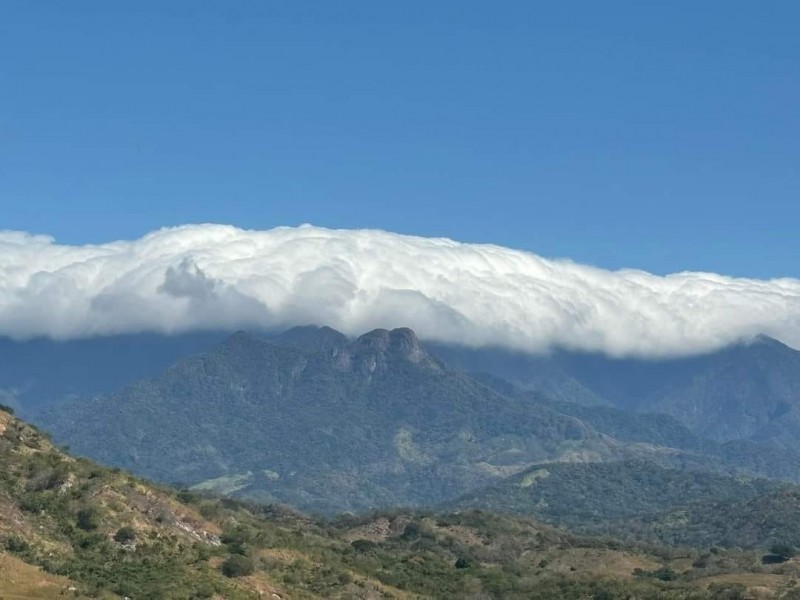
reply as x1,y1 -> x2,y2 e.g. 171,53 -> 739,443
272,324 -> 349,354
334,327 -> 439,373
355,328 -> 424,357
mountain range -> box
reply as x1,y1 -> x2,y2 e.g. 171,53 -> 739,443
16,325 -> 800,519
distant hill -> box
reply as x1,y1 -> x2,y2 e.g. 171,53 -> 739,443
474,372 -> 800,483
8,326 -> 800,450
448,460 -> 788,529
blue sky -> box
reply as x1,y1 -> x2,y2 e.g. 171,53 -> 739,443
2,1 -> 798,277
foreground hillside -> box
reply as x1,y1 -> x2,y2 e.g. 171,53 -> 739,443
5,407 -> 800,599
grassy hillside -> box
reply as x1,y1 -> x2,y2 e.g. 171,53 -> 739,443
6,406 -> 800,598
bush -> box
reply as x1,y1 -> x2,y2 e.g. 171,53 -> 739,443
76,507 -> 99,531
0,403 -> 14,415
221,554 -> 255,578
350,539 -> 377,553
114,526 -> 136,544
4,535 -> 30,554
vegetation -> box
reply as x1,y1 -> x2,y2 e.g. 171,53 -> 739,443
4,409 -> 800,598
35,328 -> 635,513
450,460 -> 787,526
33,327 -> 800,520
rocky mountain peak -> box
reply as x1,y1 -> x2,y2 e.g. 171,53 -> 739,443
335,327 -> 438,374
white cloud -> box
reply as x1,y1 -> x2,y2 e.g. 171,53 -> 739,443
1,224 -> 799,357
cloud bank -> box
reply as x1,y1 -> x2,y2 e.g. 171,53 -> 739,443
1,224 -> 799,357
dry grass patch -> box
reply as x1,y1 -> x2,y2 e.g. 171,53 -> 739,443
0,552 -> 87,599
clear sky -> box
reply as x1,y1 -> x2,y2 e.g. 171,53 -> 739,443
2,1 -> 798,277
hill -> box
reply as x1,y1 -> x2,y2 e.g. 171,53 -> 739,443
616,489 -> 800,549
3,406 -> 800,599
448,461 -> 790,530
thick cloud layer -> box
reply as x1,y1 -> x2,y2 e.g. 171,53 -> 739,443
1,224 -> 799,357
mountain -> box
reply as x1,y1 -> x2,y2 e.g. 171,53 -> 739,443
36,327 -> 635,514
8,327 -> 800,449
474,372 -> 800,483
426,342 -> 608,406
33,326 -> 800,515
5,406 -> 784,600
431,336 -> 800,445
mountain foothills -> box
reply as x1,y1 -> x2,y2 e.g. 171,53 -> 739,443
5,406 -> 800,600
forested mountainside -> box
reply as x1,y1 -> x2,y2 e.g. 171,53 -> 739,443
12,327 -> 800,449
33,326 -> 800,516
34,328 -> 629,513
448,460 -> 791,534
434,335 -> 800,444
4,406 -> 800,600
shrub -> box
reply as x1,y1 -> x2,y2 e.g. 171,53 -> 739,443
221,554 -> 255,578
114,526 -> 136,544
4,535 -> 30,553
350,539 -> 377,553
76,507 -> 99,531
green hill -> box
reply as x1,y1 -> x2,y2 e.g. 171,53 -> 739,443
449,460 -> 790,532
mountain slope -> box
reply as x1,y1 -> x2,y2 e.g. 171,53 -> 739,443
432,336 -> 800,445
37,328 -> 628,513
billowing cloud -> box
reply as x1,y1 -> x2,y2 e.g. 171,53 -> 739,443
1,223 -> 799,357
